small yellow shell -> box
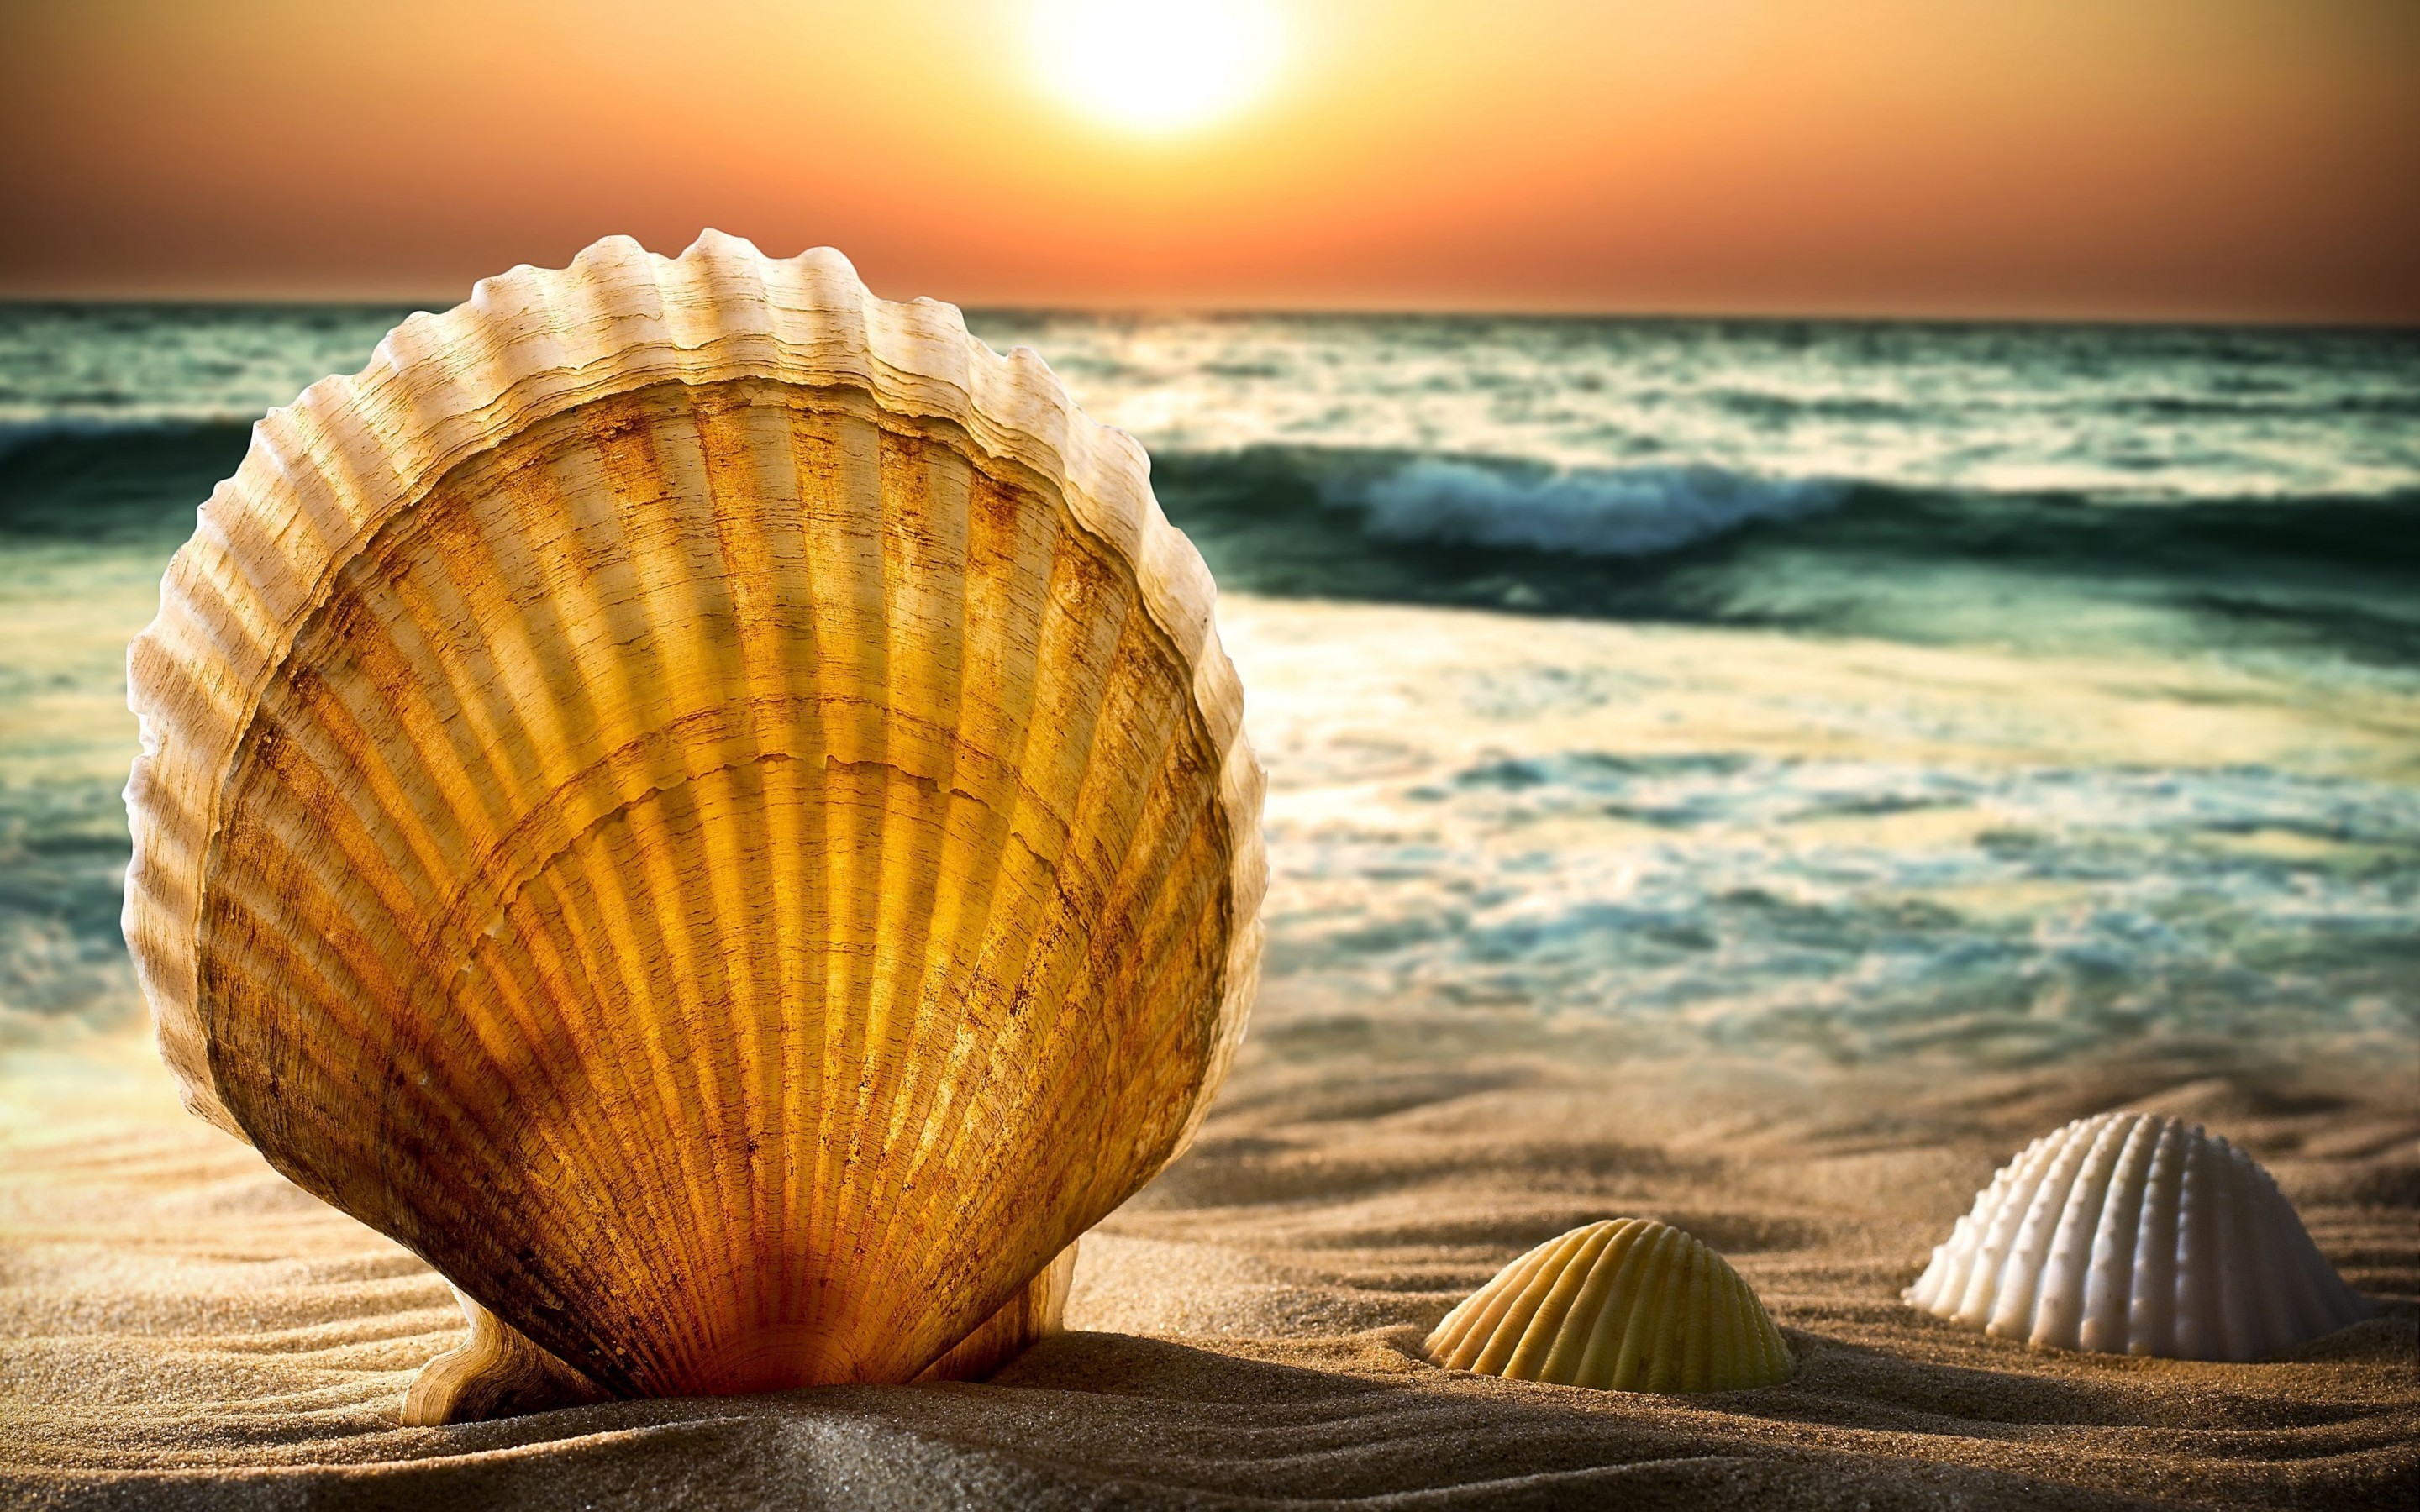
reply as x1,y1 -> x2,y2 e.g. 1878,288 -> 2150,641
1426,1219 -> 1792,1393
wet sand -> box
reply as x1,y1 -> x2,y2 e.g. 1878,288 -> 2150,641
2,1007 -> 2411,1510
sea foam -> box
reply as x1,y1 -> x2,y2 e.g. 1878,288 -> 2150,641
1348,460 -> 1844,557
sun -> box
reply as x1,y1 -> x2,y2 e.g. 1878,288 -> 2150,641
1031,0 -> 1286,136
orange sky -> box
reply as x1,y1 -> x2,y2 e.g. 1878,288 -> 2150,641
3,0 -> 2415,321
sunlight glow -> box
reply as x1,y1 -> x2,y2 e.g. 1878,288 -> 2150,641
1031,0 -> 1286,135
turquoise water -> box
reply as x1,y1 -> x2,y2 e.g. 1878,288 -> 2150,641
1,304 -> 2414,1067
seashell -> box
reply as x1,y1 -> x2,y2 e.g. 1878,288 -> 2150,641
1904,1112 -> 2370,1361
122,232 -> 1265,1419
1426,1219 -> 1793,1393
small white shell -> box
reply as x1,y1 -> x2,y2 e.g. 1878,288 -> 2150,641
1905,1112 -> 2369,1361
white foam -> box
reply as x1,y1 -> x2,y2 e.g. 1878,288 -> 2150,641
1347,462 -> 1845,558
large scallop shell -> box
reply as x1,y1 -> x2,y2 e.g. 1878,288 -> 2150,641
1426,1219 -> 1793,1393
1904,1112 -> 2369,1361
123,232 -> 1265,1412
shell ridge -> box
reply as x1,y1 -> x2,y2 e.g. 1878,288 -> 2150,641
2242,1148 -> 2308,1357
268,636 -> 469,948
1473,1228 -> 1590,1377
1536,1223 -> 1628,1383
1629,1226 -> 1697,1389
2172,1126 -> 2220,1359
834,445 -> 988,1370
550,799 -> 733,1383
1572,1219 -> 1655,1385
492,877 -> 690,1389
1611,1232 -> 1665,1391
491,446 -> 742,1383
803,510 -> 900,1383
1950,1134 -> 2049,1326
1092,848 -> 1241,1152
121,641 -> 225,1127
1509,1223 -> 1617,1380
790,408 -> 893,1377
2033,1113 -> 2133,1349
2079,1114 -> 2158,1352
1644,1226 -> 1701,1389
623,787 -> 755,1378
811,447 -> 944,1377
768,407 -> 858,1358
345,574 -> 522,863
847,567 -> 1065,1329
576,425 -> 771,1257
2209,1139 -> 2263,1360
2252,1175 -> 2317,1347
2037,1116 -> 2123,1336
1983,1119 -> 2093,1336
2122,1120 -> 2172,1354
1679,1242 -> 1714,1390
1695,1242 -> 1738,1389
1720,1256 -> 1761,1388
939,732 -> 1223,1238
1439,1236 -> 1560,1370
759,408 -> 839,1338
939,670 -> 1234,1250
1065,694 -> 1238,1040
689,395 -> 822,1337
1645,1235 -> 1697,1391
908,577 -> 1177,1240
152,438 -> 460,1135
449,892 -> 651,1350
419,429 -> 741,1351
1605,1224 -> 1678,1389
1025,810 -> 1223,1203
854,440 -> 980,1199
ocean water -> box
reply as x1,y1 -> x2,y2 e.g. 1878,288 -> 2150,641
1,303 -> 2414,1068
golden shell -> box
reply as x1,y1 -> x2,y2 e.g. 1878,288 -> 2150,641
123,232 -> 1265,1415
1426,1219 -> 1792,1393
1905,1112 -> 2370,1361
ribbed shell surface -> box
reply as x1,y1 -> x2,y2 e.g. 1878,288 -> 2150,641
1904,1112 -> 2369,1362
121,233 -> 1265,1396
1425,1219 -> 1792,1393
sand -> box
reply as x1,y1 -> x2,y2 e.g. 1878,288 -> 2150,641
2,1005 -> 2412,1511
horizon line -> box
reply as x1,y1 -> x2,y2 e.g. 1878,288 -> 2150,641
3,290 -> 2414,336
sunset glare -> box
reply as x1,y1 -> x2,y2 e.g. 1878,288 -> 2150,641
0,0 -> 2414,320
1033,0 -> 1286,134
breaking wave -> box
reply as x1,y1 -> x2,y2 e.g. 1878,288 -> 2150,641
1345,459 -> 1847,558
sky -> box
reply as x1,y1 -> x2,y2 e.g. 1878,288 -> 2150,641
3,0 -> 2416,322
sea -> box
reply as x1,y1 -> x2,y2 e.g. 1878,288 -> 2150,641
2,304 -> 2415,1074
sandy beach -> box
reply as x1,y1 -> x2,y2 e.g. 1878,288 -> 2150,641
3,1011 -> 2412,1509
4,593 -> 2413,1509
